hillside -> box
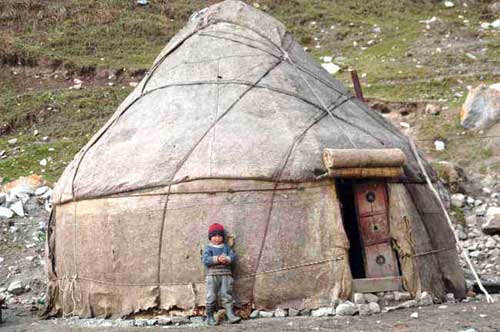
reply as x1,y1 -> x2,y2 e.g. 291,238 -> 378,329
0,0 -> 499,183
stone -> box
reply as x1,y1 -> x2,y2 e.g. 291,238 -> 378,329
425,104 -> 441,115
258,311 -> 273,318
476,205 -> 488,217
444,1 -> 454,7
446,293 -> 455,303
157,317 -> 172,325
171,317 -> 190,325
461,83 -> 500,130
274,308 -> 287,317
368,302 -> 381,314
8,280 -> 25,295
419,291 -> 433,306
451,193 -> 466,208
299,308 -> 311,316
10,201 -> 24,217
321,63 -> 340,75
353,293 -> 365,304
311,307 -> 335,317
0,207 -> 14,219
8,138 -> 18,145
487,2 -> 500,15
133,319 -> 148,327
394,291 -> 412,301
249,310 -> 259,319
336,301 -> 358,316
358,304 -> 371,316
399,300 -> 418,309
410,312 -> 419,319
0,193 -> 6,204
482,207 -> 500,235
434,140 -> 445,151
189,316 -> 204,324
288,308 -> 299,317
466,196 -> 475,205
456,229 -> 468,240
35,186 -> 50,196
364,294 -> 379,303
39,159 -> 47,166
486,238 -> 497,249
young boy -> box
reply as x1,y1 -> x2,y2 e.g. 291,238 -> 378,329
202,223 -> 241,325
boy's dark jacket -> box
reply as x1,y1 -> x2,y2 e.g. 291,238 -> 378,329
202,243 -> 237,276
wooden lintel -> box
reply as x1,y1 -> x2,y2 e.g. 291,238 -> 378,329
352,276 -> 403,293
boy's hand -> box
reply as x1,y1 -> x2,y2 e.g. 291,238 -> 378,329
217,255 -> 229,264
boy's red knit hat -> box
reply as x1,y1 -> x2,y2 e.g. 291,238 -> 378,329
208,223 -> 225,240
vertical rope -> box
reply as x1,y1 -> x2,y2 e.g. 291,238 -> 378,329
408,138 -> 493,303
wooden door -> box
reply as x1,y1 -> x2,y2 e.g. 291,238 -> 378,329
354,182 -> 399,278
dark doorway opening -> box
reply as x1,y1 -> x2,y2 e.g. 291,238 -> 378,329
336,179 -> 365,279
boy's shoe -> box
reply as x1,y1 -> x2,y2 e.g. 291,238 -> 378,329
224,305 -> 241,324
206,306 -> 218,326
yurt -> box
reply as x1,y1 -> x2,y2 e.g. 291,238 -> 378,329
45,0 -> 465,318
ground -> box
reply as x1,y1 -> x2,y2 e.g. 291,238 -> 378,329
2,301 -> 500,332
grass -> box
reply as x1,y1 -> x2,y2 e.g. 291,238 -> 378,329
0,0 -> 498,182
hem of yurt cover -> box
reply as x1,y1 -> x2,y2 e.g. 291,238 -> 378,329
45,179 -> 464,318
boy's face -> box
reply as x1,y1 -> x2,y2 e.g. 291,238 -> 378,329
210,234 -> 223,245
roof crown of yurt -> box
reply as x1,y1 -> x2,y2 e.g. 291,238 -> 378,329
45,0 -> 466,318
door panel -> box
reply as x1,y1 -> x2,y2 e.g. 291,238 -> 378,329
354,181 -> 399,278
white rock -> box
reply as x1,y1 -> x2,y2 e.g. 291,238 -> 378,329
368,302 -> 381,314
483,188 -> 492,195
451,193 -> 466,208
446,293 -> 455,302
39,159 -> 47,166
466,196 -> 475,205
35,186 -> 50,196
353,293 -> 365,304
400,122 -> 410,129
0,206 -> 14,219
491,19 -> 500,29
7,280 -> 25,295
358,304 -> 372,316
0,257 -> 4,265
485,238 -> 497,249
410,312 -> 419,318
444,1 -> 454,7
258,311 -> 274,318
394,291 -> 412,301
419,291 -> 433,306
364,293 -> 379,303
482,207 -> 500,235
274,308 -> 287,317
73,78 -> 83,84
434,140 -> 445,151
336,301 -> 358,316
8,138 -> 18,145
322,56 -> 333,63
311,307 -> 335,317
25,256 -> 35,262
10,200 -> 24,217
129,82 -> 138,87
249,310 -> 259,319
288,308 -> 299,317
321,63 -> 340,75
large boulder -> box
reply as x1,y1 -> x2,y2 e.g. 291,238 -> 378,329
482,207 -> 500,235
461,83 -> 500,129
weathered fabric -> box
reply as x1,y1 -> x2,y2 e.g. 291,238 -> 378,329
206,275 -> 234,306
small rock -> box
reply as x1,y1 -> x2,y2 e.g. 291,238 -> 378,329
10,201 -> 25,217
0,207 -> 14,219
321,63 -> 340,75
311,307 -> 335,317
157,317 -> 172,325
486,238 -> 497,249
419,291 -> 433,306
336,301 -> 358,316
171,317 -> 190,325
39,159 -> 47,166
35,186 -> 49,196
274,308 -> 287,317
434,140 -> 445,151
129,82 -> 138,87
249,310 -> 259,319
288,308 -> 299,317
0,193 -> 6,204
410,312 -> 419,318
299,308 -> 311,316
364,294 -> 379,303
394,291 -> 412,301
353,293 -> 365,304
259,311 -> 273,318
482,207 -> 500,235
400,122 -> 410,129
8,138 -> 18,146
369,302 -> 381,314
8,280 -> 25,295
358,304 -> 371,316
399,300 -> 418,308
189,316 -> 204,324
425,104 -> 441,115
438,305 -> 448,309
451,193 -> 466,208
446,293 -> 455,303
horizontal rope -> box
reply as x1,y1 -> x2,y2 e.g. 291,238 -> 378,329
412,247 -> 457,257
55,256 -> 345,288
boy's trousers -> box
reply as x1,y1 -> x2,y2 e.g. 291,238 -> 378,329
205,275 -> 234,306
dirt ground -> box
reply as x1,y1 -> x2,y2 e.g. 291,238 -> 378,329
1,301 -> 500,332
